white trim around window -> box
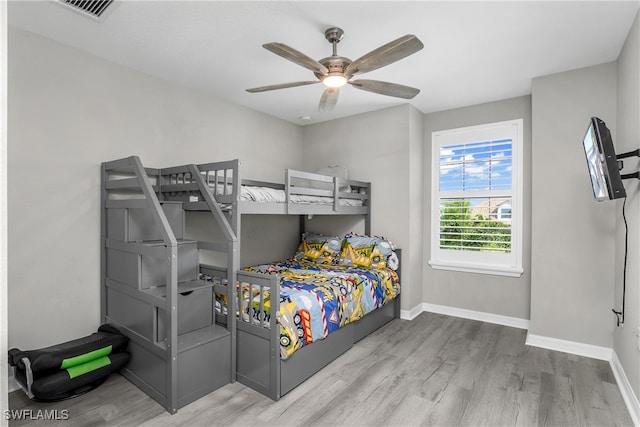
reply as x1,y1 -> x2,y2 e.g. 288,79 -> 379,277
429,119 -> 524,277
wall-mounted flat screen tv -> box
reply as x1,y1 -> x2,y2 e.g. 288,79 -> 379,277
582,116 -> 626,201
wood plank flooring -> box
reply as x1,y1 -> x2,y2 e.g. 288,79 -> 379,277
8,312 -> 634,426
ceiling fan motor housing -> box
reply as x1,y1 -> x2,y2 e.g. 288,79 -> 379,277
316,56 -> 353,80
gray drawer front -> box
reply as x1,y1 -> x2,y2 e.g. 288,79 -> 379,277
157,287 -> 213,341
106,241 -> 198,289
107,203 -> 184,242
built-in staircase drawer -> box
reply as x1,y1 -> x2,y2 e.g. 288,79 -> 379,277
106,240 -> 198,289
157,288 -> 213,342
107,202 -> 184,242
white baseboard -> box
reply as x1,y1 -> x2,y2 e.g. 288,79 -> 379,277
525,333 -> 613,361
400,304 -> 424,321
610,351 -> 640,426
421,302 -> 530,330
525,335 -> 639,424
400,302 -> 529,329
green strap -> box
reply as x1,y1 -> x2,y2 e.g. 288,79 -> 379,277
60,345 -> 112,369
65,356 -> 111,379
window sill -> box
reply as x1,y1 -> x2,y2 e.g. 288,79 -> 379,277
428,259 -> 524,278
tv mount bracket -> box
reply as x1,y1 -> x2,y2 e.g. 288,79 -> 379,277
616,148 -> 640,180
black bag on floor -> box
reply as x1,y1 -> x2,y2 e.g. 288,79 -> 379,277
8,324 -> 130,401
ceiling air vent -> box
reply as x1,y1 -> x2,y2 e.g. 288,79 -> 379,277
56,0 -> 118,22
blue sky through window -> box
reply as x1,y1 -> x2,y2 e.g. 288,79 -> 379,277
439,138 -> 513,194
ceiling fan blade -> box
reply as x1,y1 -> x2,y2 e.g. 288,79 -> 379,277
345,35 -> 424,76
263,42 -> 329,75
319,87 -> 339,111
349,79 -> 420,99
246,80 -> 320,93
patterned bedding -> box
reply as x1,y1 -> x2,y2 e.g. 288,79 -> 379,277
210,259 -> 400,359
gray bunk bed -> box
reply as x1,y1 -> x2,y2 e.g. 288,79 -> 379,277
101,156 -> 400,412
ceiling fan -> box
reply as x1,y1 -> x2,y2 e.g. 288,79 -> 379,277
246,27 -> 424,111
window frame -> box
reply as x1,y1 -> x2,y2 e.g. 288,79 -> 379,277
429,119 -> 524,277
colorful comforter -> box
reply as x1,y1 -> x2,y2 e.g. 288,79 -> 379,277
239,259 -> 400,359
209,259 -> 400,359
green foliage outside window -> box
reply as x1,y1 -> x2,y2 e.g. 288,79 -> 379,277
439,200 -> 511,253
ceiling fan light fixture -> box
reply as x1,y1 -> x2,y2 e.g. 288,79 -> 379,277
247,29 -> 424,109
322,75 -> 347,88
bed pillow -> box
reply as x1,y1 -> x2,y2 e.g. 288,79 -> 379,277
294,232 -> 342,265
339,232 -> 398,270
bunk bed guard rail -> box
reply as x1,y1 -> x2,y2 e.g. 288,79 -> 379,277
284,169 -> 371,215
160,159 -> 370,216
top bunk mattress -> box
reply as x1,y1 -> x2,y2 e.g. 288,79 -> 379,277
238,185 -> 363,206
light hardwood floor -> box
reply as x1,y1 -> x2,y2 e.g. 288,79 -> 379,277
8,312 -> 635,426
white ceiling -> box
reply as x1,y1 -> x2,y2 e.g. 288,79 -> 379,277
8,1 -> 640,125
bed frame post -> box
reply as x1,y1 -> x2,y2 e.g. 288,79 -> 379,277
394,249 -> 402,319
228,160 -> 241,382
365,186 -> 371,235
100,163 -> 108,325
227,241 -> 238,382
285,169 -> 291,214
269,276 -> 281,400
165,244 -> 179,413
155,168 -> 164,201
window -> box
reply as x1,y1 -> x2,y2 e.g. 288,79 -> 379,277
430,119 -> 523,277
497,205 -> 512,221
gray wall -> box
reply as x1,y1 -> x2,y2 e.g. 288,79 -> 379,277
422,96 -> 532,320
301,105 -> 424,312
614,10 -> 640,398
530,62 -> 617,347
7,27 -> 303,350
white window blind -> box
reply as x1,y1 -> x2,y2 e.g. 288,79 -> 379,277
439,197 -> 512,253
430,119 -> 523,277
439,139 -> 513,192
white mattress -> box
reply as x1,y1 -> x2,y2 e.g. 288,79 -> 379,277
241,185 -> 363,206
210,183 -> 363,206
